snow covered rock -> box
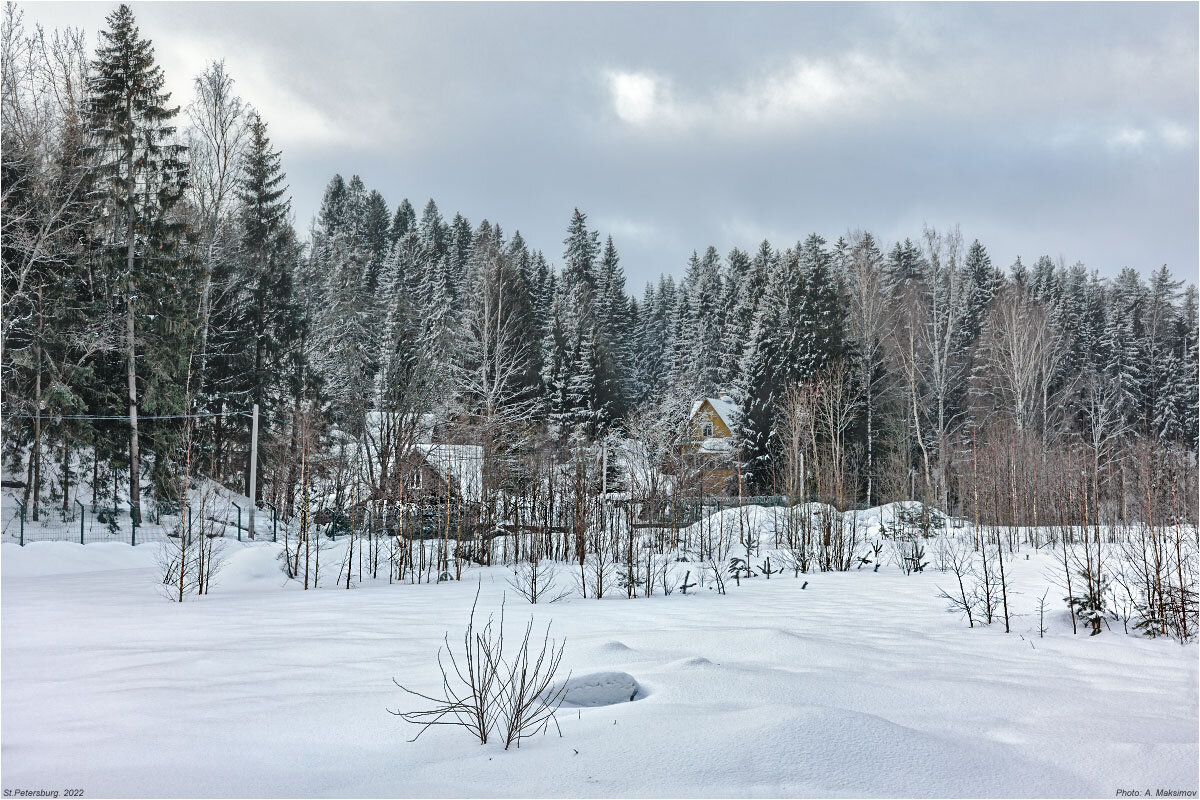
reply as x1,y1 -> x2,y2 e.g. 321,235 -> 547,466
556,671 -> 642,706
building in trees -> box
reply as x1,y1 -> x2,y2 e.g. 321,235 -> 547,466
412,443 -> 485,506
682,395 -> 740,496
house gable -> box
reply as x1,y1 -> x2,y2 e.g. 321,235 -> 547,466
689,397 -> 736,439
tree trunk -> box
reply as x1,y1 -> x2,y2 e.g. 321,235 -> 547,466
126,286 -> 141,523
62,437 -> 70,514
865,380 -> 873,507
252,311 -> 265,501
30,291 -> 43,521
124,107 -> 141,525
286,394 -> 300,518
195,233 -> 218,405
25,283 -> 45,521
91,436 -> 99,508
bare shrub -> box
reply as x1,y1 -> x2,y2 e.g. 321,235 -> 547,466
813,507 -> 860,572
706,557 -> 727,595
932,537 -> 952,572
497,618 -> 568,750
158,485 -> 227,601
776,546 -> 806,577
508,557 -> 570,604
656,554 -> 680,595
390,587 -> 505,744
1036,589 -> 1050,638
936,536 -> 979,627
891,535 -> 927,576
578,540 -> 618,600
390,586 -> 569,750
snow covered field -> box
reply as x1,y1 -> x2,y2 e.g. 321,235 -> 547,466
2,534 -> 1197,798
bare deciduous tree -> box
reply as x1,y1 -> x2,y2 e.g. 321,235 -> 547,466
973,284 -> 1066,442
186,59 -> 248,392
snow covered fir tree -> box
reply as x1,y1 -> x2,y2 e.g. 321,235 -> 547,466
1,4 -> 1198,797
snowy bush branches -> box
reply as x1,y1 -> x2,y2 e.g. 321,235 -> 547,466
389,585 -> 569,749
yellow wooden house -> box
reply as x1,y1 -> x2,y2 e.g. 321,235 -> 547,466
686,395 -> 739,495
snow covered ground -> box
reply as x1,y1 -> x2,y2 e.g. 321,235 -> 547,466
2,529 -> 1197,798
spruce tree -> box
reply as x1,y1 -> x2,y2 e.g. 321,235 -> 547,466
541,282 -> 573,434
688,245 -> 726,395
795,233 -> 848,380
1179,287 -> 1200,449
562,208 -> 600,309
235,113 -> 297,495
361,189 -> 392,294
317,174 -> 348,237
316,233 -> 375,437
342,175 -> 368,237
1100,301 -> 1143,422
87,3 -> 188,521
596,235 -> 631,419
724,241 -> 772,385
886,238 -> 923,299
418,199 -> 447,265
720,247 -> 752,384
558,209 -> 613,435
1031,255 -> 1060,305
961,239 -> 999,346
735,300 -> 783,490
389,198 -> 416,245
505,231 -> 545,405
447,212 -> 474,286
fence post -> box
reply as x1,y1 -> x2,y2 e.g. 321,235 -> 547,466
14,499 -> 25,546
75,499 -> 85,544
264,501 -> 278,542
232,502 -> 242,542
186,504 -> 193,547
127,500 -> 138,546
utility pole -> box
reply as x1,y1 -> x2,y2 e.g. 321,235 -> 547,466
600,438 -> 608,530
248,403 -> 259,539
601,439 -> 608,498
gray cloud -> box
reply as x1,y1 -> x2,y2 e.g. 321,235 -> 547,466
21,1 -> 1197,285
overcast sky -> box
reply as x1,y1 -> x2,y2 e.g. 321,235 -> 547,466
20,1 -> 1200,287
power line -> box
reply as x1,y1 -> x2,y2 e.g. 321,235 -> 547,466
3,410 -> 253,421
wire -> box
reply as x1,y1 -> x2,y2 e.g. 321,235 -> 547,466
3,410 -> 254,421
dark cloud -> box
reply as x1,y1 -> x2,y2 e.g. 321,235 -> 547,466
22,1 -> 1197,284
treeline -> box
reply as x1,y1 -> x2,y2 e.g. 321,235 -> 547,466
2,4 -> 1197,527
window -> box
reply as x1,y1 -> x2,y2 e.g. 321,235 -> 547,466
701,421 -> 714,437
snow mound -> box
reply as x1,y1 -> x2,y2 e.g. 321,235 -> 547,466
556,671 -> 642,706
805,502 -> 840,518
215,545 -> 287,592
598,640 -> 633,653
849,500 -> 945,533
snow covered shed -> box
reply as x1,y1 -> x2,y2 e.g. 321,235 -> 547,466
412,443 -> 484,504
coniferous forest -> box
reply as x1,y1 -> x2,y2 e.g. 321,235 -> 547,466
3,4 -> 1197,547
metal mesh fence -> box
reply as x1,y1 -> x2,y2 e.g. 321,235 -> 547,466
2,499 -> 282,546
